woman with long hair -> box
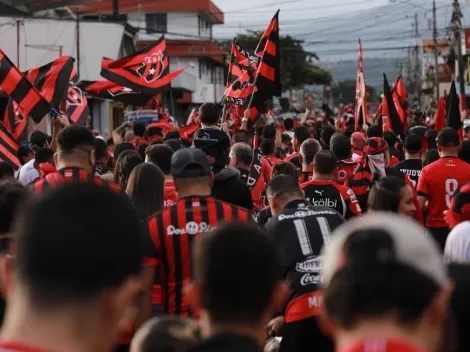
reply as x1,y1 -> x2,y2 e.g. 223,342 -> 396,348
368,175 -> 416,218
126,163 -> 165,218
114,150 -> 143,189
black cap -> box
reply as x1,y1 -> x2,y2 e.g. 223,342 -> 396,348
404,134 -> 422,154
437,127 -> 460,148
171,148 -> 211,178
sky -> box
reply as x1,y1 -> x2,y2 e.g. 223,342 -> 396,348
212,0 -> 470,61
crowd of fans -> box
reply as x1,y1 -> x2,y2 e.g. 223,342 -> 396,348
1,103 -> 470,352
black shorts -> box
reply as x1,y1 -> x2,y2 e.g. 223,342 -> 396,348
280,317 -> 333,352
428,226 -> 450,252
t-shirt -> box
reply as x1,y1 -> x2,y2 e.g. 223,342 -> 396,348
285,152 -> 301,168
193,126 -> 230,172
417,156 -> 470,228
444,221 -> 470,264
164,179 -> 177,207
18,159 -> 38,185
394,158 -> 422,188
336,158 -> 358,183
301,180 -> 362,219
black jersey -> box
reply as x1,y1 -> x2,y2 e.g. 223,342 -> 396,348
265,200 -> 345,321
301,180 -> 362,219
394,158 -> 422,188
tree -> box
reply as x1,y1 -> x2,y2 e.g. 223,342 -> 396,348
220,31 -> 332,90
332,80 -> 377,105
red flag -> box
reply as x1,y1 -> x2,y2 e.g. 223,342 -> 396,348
0,120 -> 20,170
24,56 -> 75,108
434,95 -> 447,132
383,74 -> 405,138
76,80 -> 154,106
0,49 -> 51,123
62,85 -> 89,125
179,123 -> 200,143
354,39 -> 368,131
101,36 -> 184,94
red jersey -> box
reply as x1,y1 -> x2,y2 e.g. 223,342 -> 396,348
147,196 -> 251,316
32,167 -> 121,195
336,158 -> 358,183
285,152 -> 301,168
164,179 -> 177,207
389,155 -> 400,167
417,156 -> 470,228
261,156 -> 272,182
339,338 -> 424,352
264,155 -> 282,167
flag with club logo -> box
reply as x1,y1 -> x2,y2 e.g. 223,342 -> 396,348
101,36 -> 184,94
76,80 -> 154,106
61,85 -> 89,125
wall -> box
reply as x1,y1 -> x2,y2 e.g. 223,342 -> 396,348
0,17 -> 125,80
128,11 -> 212,40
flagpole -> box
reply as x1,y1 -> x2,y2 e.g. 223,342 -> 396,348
221,38 -> 236,123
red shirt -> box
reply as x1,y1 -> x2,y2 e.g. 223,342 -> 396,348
265,155 -> 282,167
261,156 -> 273,182
389,155 -> 400,167
339,338 -> 424,352
164,179 -> 177,208
417,156 -> 470,228
337,158 -> 358,183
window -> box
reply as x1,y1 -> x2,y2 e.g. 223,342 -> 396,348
145,13 -> 167,34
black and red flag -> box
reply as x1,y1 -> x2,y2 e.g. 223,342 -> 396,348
252,10 -> 281,101
0,49 -> 51,124
354,39 -> 368,131
434,95 -> 447,132
3,100 -> 27,141
24,56 -> 75,108
101,36 -> 184,94
61,85 -> 89,125
446,81 -> 463,137
382,73 -> 405,139
76,80 -> 154,106
0,120 -> 20,170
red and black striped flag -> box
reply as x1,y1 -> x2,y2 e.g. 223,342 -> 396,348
382,73 -> 405,138
354,39 -> 368,131
253,10 -> 281,99
76,80 -> 154,106
0,120 -> 20,170
101,36 -> 184,94
61,85 -> 89,125
24,56 -> 75,108
3,99 -> 27,142
0,49 -> 51,124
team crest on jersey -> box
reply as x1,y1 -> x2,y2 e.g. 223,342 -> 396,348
137,51 -> 165,83
67,86 -> 84,106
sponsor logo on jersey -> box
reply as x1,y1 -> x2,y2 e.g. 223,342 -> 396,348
306,197 -> 338,208
278,210 -> 337,221
164,199 -> 177,207
400,169 -> 422,177
300,273 -> 324,286
167,221 -> 212,235
296,256 -> 324,273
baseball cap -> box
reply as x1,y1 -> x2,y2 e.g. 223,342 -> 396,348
446,183 -> 470,229
321,213 -> 447,288
171,148 -> 211,178
351,132 -> 366,142
437,127 -> 460,148
404,134 -> 423,154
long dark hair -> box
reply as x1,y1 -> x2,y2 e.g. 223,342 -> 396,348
368,176 -> 406,213
126,163 -> 165,218
114,150 -> 143,189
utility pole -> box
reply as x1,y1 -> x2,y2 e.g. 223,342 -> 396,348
414,12 -> 421,108
112,0 -> 119,18
433,0 -> 440,103
452,0 -> 465,110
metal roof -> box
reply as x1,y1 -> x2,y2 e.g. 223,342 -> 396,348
0,0 -> 99,12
